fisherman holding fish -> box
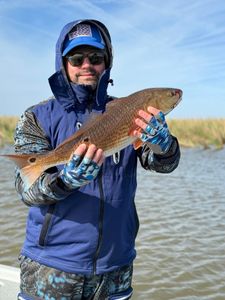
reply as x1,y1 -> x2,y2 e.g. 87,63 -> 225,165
11,19 -> 181,300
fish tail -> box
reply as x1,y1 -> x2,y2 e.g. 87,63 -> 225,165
1,153 -> 45,190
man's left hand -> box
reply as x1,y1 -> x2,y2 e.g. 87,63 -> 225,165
133,106 -> 172,154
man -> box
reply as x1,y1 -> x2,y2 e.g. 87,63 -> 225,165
16,19 -> 180,300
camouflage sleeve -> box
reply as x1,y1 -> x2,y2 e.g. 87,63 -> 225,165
15,110 -> 73,207
137,136 -> 180,173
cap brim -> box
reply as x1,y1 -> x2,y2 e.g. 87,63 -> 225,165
62,38 -> 105,56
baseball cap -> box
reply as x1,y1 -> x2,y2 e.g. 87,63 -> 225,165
62,23 -> 106,56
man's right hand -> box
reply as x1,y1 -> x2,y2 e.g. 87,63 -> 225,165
59,144 -> 105,189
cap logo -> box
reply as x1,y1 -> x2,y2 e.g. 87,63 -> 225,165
68,24 -> 92,40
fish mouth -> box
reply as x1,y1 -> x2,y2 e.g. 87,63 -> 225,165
173,89 -> 183,109
167,88 -> 182,111
175,88 -> 183,99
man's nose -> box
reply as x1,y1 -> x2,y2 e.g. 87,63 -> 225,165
81,57 -> 92,67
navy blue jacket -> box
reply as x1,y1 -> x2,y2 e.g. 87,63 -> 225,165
14,19 -> 180,275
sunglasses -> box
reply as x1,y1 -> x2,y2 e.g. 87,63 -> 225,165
66,52 -> 105,67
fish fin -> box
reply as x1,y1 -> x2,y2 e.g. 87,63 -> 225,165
133,139 -> 144,150
128,126 -> 144,150
1,153 -> 36,169
105,97 -> 128,112
105,99 -> 123,109
1,153 -> 45,190
20,164 -> 45,190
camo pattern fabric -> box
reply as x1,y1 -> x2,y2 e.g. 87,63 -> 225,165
18,256 -> 133,300
59,154 -> 101,189
140,111 -> 172,154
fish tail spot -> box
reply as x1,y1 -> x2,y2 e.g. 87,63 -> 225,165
29,157 -> 36,163
83,137 -> 89,142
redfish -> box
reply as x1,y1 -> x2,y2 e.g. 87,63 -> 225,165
1,88 -> 182,189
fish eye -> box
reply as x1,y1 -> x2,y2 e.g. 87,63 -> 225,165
172,89 -> 182,97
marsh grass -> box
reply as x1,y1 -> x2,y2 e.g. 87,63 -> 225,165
168,118 -> 225,149
0,116 -> 225,149
0,116 -> 18,147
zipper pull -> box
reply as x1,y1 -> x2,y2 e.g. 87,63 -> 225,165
113,152 -> 120,164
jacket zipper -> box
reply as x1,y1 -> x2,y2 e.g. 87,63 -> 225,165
93,169 -> 105,275
39,204 -> 55,247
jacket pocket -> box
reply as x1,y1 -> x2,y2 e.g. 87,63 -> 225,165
39,204 -> 56,247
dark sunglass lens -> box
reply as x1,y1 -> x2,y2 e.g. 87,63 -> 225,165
67,52 -> 105,66
89,53 -> 105,65
69,54 -> 84,66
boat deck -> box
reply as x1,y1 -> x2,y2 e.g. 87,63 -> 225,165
0,264 -> 20,299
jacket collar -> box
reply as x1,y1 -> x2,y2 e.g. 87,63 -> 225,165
48,68 -> 111,112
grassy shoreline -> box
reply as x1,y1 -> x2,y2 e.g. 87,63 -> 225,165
0,116 -> 225,149
0,116 -> 18,147
168,118 -> 225,149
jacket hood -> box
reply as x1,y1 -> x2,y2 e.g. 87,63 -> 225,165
48,19 -> 113,111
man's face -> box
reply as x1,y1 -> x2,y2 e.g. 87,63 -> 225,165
64,46 -> 106,89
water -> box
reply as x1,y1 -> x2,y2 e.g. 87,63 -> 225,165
0,146 -> 225,299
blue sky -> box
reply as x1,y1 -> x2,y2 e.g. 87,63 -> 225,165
0,0 -> 224,118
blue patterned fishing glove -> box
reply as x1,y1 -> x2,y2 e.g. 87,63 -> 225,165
59,154 -> 101,189
140,111 -> 172,154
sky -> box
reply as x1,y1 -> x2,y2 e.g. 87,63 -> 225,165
0,0 -> 225,118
